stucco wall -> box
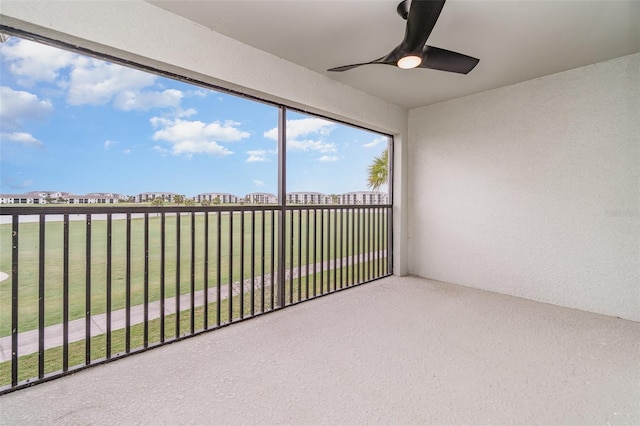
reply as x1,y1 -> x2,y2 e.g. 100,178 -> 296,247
408,53 -> 640,321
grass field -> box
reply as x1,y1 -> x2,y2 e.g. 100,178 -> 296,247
0,209 -> 389,337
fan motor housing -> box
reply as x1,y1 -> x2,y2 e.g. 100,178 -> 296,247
397,0 -> 411,20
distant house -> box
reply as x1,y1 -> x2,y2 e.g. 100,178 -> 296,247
0,195 -> 18,204
0,190 -> 68,204
340,191 -> 389,205
245,192 -> 278,204
136,192 -> 179,203
286,192 -> 332,205
67,193 -> 121,204
194,192 -> 239,204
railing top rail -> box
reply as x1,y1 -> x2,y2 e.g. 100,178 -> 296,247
286,204 -> 391,210
0,204 -> 392,216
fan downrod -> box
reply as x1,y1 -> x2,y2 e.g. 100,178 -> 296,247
396,0 -> 411,20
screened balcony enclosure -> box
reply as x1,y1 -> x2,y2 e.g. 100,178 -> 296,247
0,29 -> 393,394
1,0 -> 639,424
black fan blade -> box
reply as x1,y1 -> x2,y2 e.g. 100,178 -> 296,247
327,0 -> 481,74
419,45 -> 479,74
327,57 -> 392,72
402,0 -> 446,52
328,0 -> 447,71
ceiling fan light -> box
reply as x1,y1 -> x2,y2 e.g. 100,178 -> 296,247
397,55 -> 422,69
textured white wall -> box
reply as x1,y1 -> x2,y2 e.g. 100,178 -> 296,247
0,0 -> 410,274
408,53 -> 640,321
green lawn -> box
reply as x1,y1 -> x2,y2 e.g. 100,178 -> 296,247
0,209 -> 389,337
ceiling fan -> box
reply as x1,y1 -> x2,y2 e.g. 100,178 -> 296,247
327,0 -> 479,74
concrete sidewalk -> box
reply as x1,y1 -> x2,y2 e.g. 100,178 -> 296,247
0,251 -> 386,362
0,279 -> 269,362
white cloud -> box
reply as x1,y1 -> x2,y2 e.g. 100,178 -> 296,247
264,118 -> 337,154
288,139 -> 336,153
175,108 -> 198,118
150,117 -> 249,157
318,155 -> 339,162
152,145 -> 170,157
122,149 -> 132,155
264,118 -> 334,141
186,90 -> 207,98
113,88 -> 183,111
104,140 -> 117,150
0,38 -> 76,85
66,57 -> 157,106
363,136 -> 387,148
0,132 -> 44,148
1,38 -> 185,112
253,180 -> 265,187
246,150 -> 269,163
0,86 -> 52,128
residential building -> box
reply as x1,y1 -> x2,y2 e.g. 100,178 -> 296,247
194,192 -> 239,204
286,191 -> 332,205
245,192 -> 278,204
340,191 -> 389,205
136,192 -> 179,203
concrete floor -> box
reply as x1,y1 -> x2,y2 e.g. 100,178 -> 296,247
1,275 -> 639,425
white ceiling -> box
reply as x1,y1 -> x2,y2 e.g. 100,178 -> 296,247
149,0 -> 640,110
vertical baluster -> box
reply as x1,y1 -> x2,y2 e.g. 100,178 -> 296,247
289,208 -> 294,304
175,213 -> 181,338
377,207 -> 382,277
38,215 -> 45,378
356,208 -> 360,284
305,209 -> 310,299
190,211 -> 195,334
261,211 -> 266,313
251,210 -> 255,316
297,209 -> 302,301
125,213 -> 131,352
204,212 -> 209,329
85,214 -> 92,364
373,207 -> 378,278
368,207 -> 372,281
228,211 -> 234,323
339,208 -> 344,289
320,208 -> 324,294
312,209 -> 317,297
144,213 -> 149,348
62,214 -> 69,370
106,214 -> 112,358
333,208 -> 338,290
351,209 -> 355,286
216,212 -> 221,327
240,211 -> 244,318
270,210 -> 275,310
160,213 -> 165,342
385,207 -> 393,274
11,215 -> 19,386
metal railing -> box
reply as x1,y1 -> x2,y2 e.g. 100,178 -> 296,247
0,204 -> 392,393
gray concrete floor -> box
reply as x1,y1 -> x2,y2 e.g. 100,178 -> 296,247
1,275 -> 639,425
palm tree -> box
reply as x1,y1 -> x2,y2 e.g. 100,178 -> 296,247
173,194 -> 185,205
367,148 -> 389,191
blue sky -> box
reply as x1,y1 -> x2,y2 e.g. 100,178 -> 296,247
0,36 -> 388,197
